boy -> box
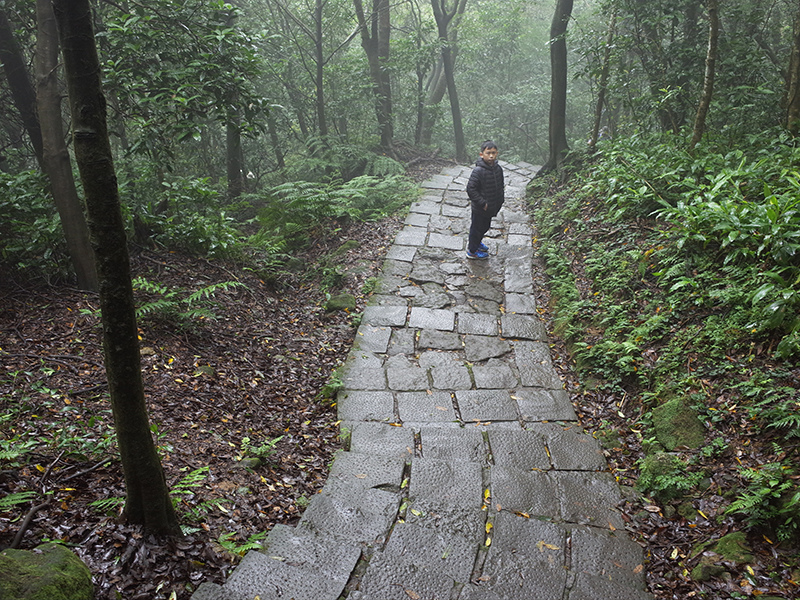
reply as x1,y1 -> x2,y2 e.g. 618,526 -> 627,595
466,140 -> 504,259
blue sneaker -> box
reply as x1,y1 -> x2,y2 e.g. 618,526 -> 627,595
478,242 -> 489,252
466,249 -> 489,259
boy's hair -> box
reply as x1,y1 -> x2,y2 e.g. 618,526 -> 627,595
481,140 -> 498,152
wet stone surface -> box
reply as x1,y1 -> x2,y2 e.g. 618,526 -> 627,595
193,163 -> 652,600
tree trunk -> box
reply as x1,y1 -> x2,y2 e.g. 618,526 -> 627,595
52,0 -> 180,536
431,0 -> 468,163
787,2 -> 800,135
0,9 -> 44,168
542,0 -> 573,173
266,107 -> 285,169
226,113 -> 244,199
35,0 -> 98,291
589,12 -> 615,150
354,0 -> 394,151
690,0 -> 719,148
315,0 -> 328,137
419,57 -> 448,146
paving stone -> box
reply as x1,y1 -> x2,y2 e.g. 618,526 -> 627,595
474,512 -> 568,600
487,429 -> 550,471
567,572 -> 655,600
513,341 -> 562,389
418,351 -> 462,368
388,365 -> 429,391
515,388 -> 577,422
420,175 -> 452,190
467,298 -> 502,315
429,214 -> 454,230
371,291 -> 408,305
508,223 -> 533,236
501,314 -> 547,341
465,279 -> 504,303
409,263 -> 446,285
431,365 -> 472,390
262,524 -> 361,583
569,526 -> 647,588
504,293 -> 537,314
382,259 -> 411,277
415,283 -> 453,309
359,523 -> 476,596
406,459 -> 487,540
428,232 -> 464,250
504,261 -> 534,294
325,451 -> 407,493
404,213 -> 430,227
337,390 -> 394,421
342,349 -> 387,390
464,335 -> 512,362
348,422 -> 415,459
298,485 -> 400,544
398,285 -> 424,298
458,313 -> 498,335
386,246 -> 417,262
553,471 -> 625,528
395,227 -> 428,246
223,549 -> 348,600
472,359 -> 518,389
397,391 -> 457,423
441,262 -> 466,275
490,466 -> 560,519
442,203 -> 469,217
409,307 -> 456,331
355,325 -> 392,353
527,423 -> 606,470
409,199 -> 441,214
418,330 -> 463,350
421,194 -> 444,202
507,234 -> 532,247
419,427 -> 485,462
443,190 -> 469,202
456,389 -> 518,422
388,328 -> 416,355
363,305 -> 407,327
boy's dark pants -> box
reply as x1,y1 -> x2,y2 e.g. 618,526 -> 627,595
468,209 -> 493,253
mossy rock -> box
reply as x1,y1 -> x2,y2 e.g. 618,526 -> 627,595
652,398 -> 705,450
332,240 -> 360,256
713,531 -> 753,564
325,293 -> 356,313
690,555 -> 726,582
0,543 -> 93,600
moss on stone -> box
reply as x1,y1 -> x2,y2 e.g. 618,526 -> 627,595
713,531 -> 753,564
652,398 -> 705,450
0,543 -> 93,600
325,293 -> 356,313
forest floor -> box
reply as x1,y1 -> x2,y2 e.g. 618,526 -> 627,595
1,157 -> 796,599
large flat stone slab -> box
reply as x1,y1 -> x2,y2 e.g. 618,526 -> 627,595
337,390 -> 394,421
456,389 -> 519,422
513,341 -> 562,389
397,391 -> 457,423
409,307 -> 456,331
363,305 -> 407,327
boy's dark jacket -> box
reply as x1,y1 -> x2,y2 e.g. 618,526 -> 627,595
467,158 -> 504,217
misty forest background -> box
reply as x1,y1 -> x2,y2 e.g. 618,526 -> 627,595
2,0 -> 800,598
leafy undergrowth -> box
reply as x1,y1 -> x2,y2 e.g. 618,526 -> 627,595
528,138 -> 800,599
0,209 -> 411,598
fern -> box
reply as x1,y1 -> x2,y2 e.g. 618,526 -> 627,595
133,277 -> 247,325
218,531 -> 267,556
88,496 -> 125,515
0,491 -> 36,511
171,466 -> 210,498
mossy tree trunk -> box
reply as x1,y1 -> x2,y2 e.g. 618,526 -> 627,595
52,0 -> 179,536
542,0 -> 573,174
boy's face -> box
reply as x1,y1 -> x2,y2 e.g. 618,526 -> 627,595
480,146 -> 498,165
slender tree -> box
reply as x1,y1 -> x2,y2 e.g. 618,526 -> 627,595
431,0 -> 468,163
589,12 -> 616,150
35,0 -> 97,291
354,0 -> 394,151
0,8 -> 44,167
787,2 -> 800,136
690,0 -> 719,148
52,0 -> 179,536
542,0 -> 573,173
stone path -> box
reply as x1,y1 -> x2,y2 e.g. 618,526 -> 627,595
192,162 -> 653,600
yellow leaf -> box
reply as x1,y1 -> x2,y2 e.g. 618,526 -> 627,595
485,537 -> 492,547
698,509 -> 708,519
35,464 -> 45,472
404,590 -> 420,600
671,548 -> 679,559
485,522 -> 493,534
484,489 -> 491,500
746,565 -> 755,576
536,540 -> 560,552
